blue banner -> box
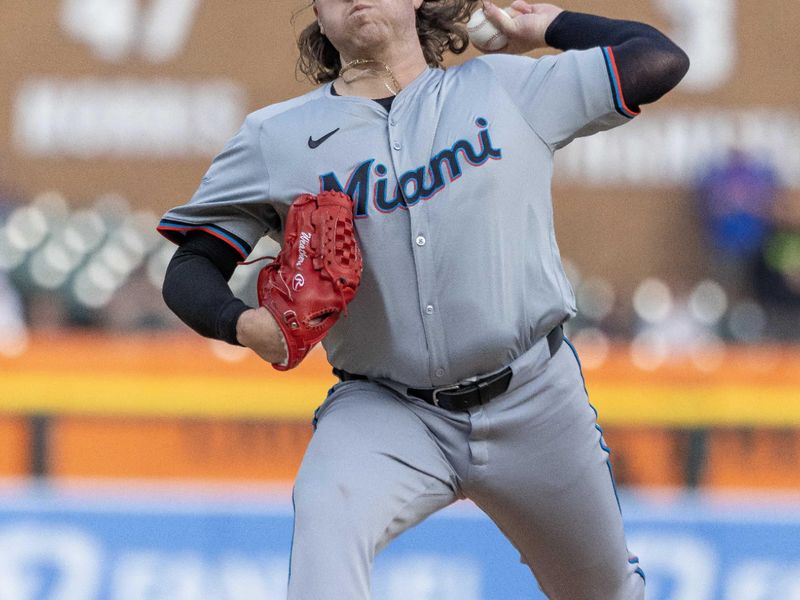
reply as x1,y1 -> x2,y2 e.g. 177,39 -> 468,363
0,484 -> 799,599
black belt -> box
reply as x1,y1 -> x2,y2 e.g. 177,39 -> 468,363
334,325 -> 564,412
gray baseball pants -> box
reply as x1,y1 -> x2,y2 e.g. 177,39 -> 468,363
287,334 -> 645,599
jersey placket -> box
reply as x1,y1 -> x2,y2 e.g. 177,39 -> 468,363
387,94 -> 450,386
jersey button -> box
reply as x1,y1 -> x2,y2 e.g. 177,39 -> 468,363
392,142 -> 401,151
389,119 -> 397,126
435,368 -> 445,378
425,305 -> 434,315
415,235 -> 426,246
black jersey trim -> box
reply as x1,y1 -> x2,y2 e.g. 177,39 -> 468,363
157,219 -> 252,259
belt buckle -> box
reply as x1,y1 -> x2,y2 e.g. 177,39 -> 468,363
431,384 -> 461,407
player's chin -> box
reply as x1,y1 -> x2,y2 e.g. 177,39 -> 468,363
347,22 -> 391,50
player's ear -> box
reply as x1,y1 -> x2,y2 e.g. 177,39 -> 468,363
312,2 -> 325,34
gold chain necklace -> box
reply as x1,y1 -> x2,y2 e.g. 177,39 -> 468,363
339,58 -> 401,96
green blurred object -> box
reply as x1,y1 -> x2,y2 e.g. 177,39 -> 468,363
764,232 -> 800,274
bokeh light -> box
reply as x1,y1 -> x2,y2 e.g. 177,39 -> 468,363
146,241 -> 176,288
569,327 -> 610,370
6,205 -> 49,252
630,329 -> 670,370
689,279 -> 728,325
29,241 -> 74,289
688,333 -> 727,372
632,277 -> 673,324
577,276 -> 616,322
0,226 -> 26,271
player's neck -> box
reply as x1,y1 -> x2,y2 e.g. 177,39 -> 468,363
335,45 -> 427,99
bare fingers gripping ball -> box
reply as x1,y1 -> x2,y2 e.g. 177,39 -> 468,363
467,6 -> 519,52
256,191 -> 363,371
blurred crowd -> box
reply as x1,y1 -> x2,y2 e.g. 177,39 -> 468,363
0,147 -> 798,363
0,183 -> 278,357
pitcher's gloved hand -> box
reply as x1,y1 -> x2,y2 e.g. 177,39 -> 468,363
256,191 -> 363,370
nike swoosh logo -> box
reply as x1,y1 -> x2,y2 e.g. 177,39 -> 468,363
308,128 -> 340,149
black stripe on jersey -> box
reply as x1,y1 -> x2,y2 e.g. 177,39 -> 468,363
157,218 -> 252,259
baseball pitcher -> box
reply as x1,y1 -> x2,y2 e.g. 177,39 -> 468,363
158,1 -> 689,598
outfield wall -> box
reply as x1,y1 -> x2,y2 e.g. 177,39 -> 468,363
2,334 -> 800,488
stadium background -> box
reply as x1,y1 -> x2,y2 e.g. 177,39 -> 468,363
1,1 -> 799,598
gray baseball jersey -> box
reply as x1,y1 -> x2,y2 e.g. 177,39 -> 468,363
158,48 -> 631,388
160,47 -> 645,599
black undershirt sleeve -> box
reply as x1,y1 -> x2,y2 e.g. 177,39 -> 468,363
545,11 -> 690,110
162,231 -> 251,345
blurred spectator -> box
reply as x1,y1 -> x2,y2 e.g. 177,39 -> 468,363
694,148 -> 781,298
752,190 -> 800,339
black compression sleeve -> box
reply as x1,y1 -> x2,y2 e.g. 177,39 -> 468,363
545,11 -> 689,109
161,231 -> 251,345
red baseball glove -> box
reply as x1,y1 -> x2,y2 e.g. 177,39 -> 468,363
256,191 -> 363,371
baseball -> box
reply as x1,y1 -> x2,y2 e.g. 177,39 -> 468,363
467,6 -> 519,52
